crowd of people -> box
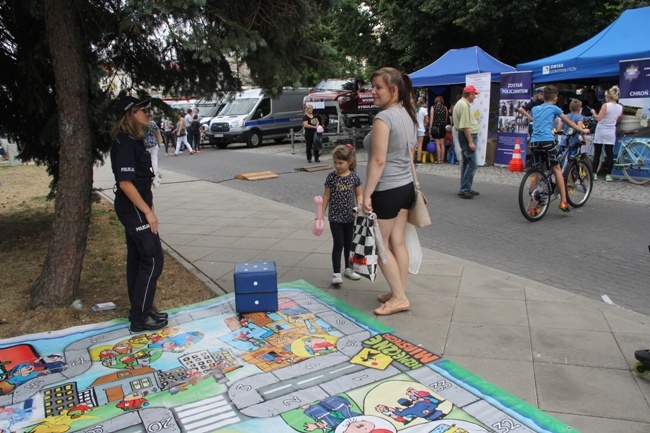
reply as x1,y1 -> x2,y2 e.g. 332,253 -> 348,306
108,75 -> 624,326
159,107 -> 205,157
317,79 -> 625,316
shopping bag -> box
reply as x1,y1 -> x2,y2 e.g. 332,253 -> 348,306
405,223 -> 422,274
349,212 -> 379,282
314,133 -> 323,150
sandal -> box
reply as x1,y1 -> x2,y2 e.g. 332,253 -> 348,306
374,299 -> 410,316
377,292 -> 392,303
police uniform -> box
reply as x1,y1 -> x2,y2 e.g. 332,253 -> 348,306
110,131 -> 164,326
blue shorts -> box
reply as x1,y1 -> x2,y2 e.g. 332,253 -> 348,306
371,182 -> 415,219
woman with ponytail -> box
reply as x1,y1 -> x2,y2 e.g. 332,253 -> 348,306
362,68 -> 417,316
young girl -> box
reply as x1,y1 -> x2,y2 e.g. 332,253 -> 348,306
322,144 -> 363,285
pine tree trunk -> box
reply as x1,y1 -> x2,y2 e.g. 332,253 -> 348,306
31,0 -> 93,308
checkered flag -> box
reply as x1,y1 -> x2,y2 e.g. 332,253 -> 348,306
349,212 -> 379,282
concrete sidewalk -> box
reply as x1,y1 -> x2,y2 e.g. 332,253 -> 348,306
94,162 -> 650,432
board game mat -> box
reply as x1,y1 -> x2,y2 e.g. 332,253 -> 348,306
0,281 -> 577,433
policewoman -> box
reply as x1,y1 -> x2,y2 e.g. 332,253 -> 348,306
110,96 -> 168,332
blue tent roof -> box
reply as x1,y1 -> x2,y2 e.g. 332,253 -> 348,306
517,6 -> 650,83
409,46 -> 516,87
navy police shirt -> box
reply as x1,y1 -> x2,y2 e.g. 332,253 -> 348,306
110,132 -> 153,189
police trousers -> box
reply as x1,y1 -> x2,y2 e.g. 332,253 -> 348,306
114,188 -> 164,323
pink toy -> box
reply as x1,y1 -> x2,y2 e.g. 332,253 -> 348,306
313,195 -> 324,236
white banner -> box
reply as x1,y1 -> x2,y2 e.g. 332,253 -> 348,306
466,72 -> 491,165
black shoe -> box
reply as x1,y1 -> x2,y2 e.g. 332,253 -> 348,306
458,192 -> 474,199
307,160 -> 312,163
470,190 -> 480,196
130,316 -> 168,333
315,159 -> 320,163
150,307 -> 168,320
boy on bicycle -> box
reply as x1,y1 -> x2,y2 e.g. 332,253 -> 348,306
562,99 -> 587,151
530,85 -> 590,214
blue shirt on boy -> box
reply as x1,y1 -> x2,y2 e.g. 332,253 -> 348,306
530,104 -> 563,142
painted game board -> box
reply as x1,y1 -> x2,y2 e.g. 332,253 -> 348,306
0,281 -> 577,433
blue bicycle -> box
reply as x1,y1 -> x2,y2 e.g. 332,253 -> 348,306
613,132 -> 650,185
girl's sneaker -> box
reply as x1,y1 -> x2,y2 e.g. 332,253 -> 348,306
344,268 -> 361,280
332,273 -> 343,285
559,201 -> 570,212
605,175 -> 613,182
528,207 -> 540,217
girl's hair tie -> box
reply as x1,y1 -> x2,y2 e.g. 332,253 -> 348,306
346,143 -> 354,149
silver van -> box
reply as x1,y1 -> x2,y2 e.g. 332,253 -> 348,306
194,95 -> 232,131
208,88 -> 309,148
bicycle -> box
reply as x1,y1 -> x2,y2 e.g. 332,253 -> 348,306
518,134 -> 593,222
611,130 -> 650,185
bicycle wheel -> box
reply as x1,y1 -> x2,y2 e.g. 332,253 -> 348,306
519,169 -> 550,222
621,141 -> 650,185
566,159 -> 593,208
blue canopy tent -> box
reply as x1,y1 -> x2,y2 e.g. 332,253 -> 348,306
409,46 -> 516,87
517,6 -> 650,83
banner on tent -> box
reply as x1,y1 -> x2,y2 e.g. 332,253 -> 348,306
620,58 -> 650,124
466,73 -> 491,166
496,71 -> 532,166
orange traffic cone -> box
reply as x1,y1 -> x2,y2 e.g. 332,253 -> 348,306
509,139 -> 524,172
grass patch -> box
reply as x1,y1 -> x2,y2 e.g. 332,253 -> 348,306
0,165 -> 216,339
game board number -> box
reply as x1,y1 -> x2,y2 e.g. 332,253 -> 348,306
83,426 -> 104,433
236,384 -> 252,391
491,418 -> 522,433
429,379 -> 452,393
282,395 -> 302,406
146,416 -> 175,431
24,379 -> 44,389
71,357 -> 88,366
336,319 -> 346,325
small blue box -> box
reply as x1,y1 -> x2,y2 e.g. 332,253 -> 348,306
234,262 -> 278,313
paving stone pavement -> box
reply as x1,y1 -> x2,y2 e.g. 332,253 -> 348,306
90,159 -> 650,433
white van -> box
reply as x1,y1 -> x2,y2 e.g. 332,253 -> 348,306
207,88 -> 308,148
193,94 -> 236,127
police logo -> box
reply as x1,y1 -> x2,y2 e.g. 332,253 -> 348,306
624,64 -> 640,82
